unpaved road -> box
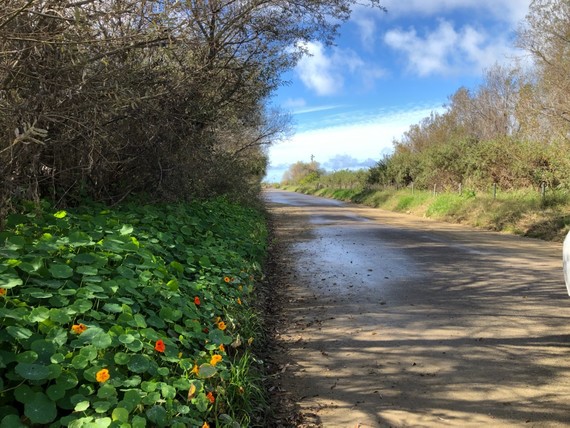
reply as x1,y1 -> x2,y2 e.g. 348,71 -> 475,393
263,188 -> 570,428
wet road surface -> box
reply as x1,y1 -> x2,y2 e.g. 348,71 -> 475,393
264,189 -> 570,427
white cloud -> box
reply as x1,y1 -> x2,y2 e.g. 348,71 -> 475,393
295,42 -> 338,95
282,98 -> 306,109
384,20 -> 520,76
295,41 -> 385,95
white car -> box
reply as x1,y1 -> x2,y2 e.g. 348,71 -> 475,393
562,232 -> 570,296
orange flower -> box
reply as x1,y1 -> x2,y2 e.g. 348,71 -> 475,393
191,364 -> 199,375
194,296 -> 201,305
206,391 -> 215,403
154,339 -> 165,353
210,354 -> 222,366
237,298 -> 242,305
71,323 -> 88,334
0,288 -> 6,296
219,344 -> 225,352
96,368 -> 110,383
217,321 -> 227,331
224,276 -> 231,283
202,423 -> 210,428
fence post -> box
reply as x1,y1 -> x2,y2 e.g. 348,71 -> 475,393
541,182 -> 546,200
493,182 -> 497,199
459,183 -> 462,195
433,184 -> 437,196
411,182 -> 414,194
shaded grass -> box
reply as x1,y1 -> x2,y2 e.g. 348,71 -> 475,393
279,185 -> 570,242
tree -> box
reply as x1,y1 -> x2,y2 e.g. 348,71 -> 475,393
517,0 -> 570,141
0,0 -> 385,219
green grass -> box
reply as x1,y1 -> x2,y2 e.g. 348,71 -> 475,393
286,186 -> 570,241
0,198 -> 269,427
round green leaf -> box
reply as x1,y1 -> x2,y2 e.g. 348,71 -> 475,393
74,401 -> 90,412
0,274 -> 22,289
14,384 -> 35,404
161,384 -> 176,400
31,340 -> 57,361
46,383 -> 66,401
146,406 -> 167,426
72,354 -> 89,370
15,363 -> 50,380
77,265 -> 98,276
50,353 -> 65,364
49,264 -> 73,279
112,408 -> 129,423
56,371 -> 79,390
97,384 -> 117,399
128,355 -> 150,373
79,345 -> 98,361
53,210 -> 67,219
118,334 -> 135,344
198,363 -> 217,378
114,352 -> 130,365
125,339 -> 143,352
49,308 -> 71,324
1,414 -> 26,428
132,415 -> 147,428
120,390 -> 142,411
92,332 -> 112,349
24,392 -> 56,424
16,351 -> 38,364
70,299 -> 93,313
93,401 -> 113,414
122,375 -> 141,388
28,307 -> 50,323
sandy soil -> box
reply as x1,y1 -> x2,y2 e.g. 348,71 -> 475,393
263,189 -> 570,428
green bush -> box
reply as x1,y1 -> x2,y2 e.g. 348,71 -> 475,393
0,199 -> 267,427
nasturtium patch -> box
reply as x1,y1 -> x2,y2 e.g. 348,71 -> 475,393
0,199 -> 269,425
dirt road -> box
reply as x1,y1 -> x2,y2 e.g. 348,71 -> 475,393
263,189 -> 570,428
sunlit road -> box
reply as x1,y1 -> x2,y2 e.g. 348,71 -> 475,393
265,188 -> 570,428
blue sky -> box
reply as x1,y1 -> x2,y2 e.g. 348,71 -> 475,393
265,0 -> 531,182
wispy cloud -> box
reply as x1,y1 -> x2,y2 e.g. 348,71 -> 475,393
384,19 -> 520,76
295,41 -> 386,95
266,103 -> 444,182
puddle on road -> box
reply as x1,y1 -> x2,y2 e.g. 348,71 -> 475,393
293,224 -> 419,296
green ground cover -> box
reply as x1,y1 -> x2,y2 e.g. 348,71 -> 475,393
0,198 -> 268,427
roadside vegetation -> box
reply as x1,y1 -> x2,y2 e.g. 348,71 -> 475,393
275,1 -> 570,242
0,198 -> 269,427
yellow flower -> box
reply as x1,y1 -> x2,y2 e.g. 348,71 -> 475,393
237,298 -> 242,305
210,354 -> 222,366
71,323 -> 88,334
219,344 -> 225,352
191,364 -> 199,375
224,276 -> 231,283
96,368 -> 110,383
217,321 -> 227,331
247,337 -> 254,346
